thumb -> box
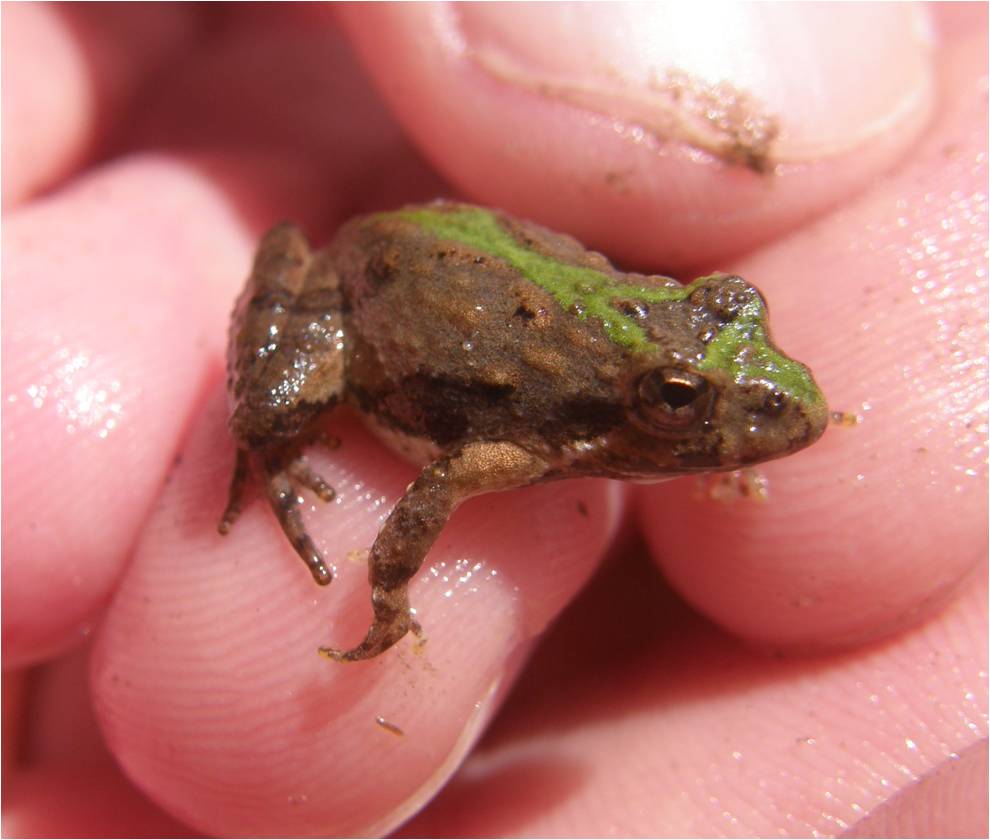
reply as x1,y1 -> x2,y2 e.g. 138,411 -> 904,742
337,3 -> 934,267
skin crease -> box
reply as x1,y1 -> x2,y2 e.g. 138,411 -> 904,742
1,4 -> 985,839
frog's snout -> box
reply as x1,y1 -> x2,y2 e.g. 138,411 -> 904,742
723,377 -> 829,464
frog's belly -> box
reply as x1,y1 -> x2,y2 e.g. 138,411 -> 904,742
360,414 -> 442,467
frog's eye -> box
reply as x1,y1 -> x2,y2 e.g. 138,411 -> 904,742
635,368 -> 711,430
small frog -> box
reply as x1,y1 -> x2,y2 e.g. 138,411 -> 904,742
219,202 -> 828,661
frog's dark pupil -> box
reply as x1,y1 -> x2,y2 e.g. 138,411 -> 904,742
639,370 -> 699,407
634,369 -> 710,432
660,380 -> 698,409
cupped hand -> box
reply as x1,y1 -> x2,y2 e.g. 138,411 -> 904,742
3,4 -> 986,837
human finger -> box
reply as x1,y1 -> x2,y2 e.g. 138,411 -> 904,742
90,391 -> 622,836
1,158 -> 248,667
399,543 -> 987,836
3,649 -> 195,837
1,9 -> 440,669
638,14 -> 987,648
1,4 -> 197,209
337,3 -> 935,268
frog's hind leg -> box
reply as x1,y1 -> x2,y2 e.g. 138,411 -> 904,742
319,441 -> 550,662
263,452 -> 335,586
318,461 -> 449,662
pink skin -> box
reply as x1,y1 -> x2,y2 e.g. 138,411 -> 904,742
2,4 -> 985,837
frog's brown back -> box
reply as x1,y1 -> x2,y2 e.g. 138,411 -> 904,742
327,211 -> 638,452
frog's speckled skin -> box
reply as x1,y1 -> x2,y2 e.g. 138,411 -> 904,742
219,201 -> 828,661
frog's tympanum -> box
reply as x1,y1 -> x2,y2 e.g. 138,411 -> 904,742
219,202 -> 828,661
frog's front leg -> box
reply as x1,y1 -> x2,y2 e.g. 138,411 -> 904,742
319,441 -> 550,662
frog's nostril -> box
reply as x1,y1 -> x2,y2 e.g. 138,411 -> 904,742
763,390 -> 788,416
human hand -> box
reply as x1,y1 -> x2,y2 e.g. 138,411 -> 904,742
4,4 -> 985,836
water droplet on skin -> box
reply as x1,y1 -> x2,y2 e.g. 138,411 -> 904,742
18,344 -> 127,440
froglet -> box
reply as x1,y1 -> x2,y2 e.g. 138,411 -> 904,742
219,202 -> 828,661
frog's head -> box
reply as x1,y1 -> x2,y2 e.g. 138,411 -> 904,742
576,273 -> 829,477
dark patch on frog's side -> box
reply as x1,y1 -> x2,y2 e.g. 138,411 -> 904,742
355,374 -> 515,446
349,374 -> 626,452
547,397 -> 626,442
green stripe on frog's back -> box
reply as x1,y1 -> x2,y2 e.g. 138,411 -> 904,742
390,206 -> 826,410
391,206 -> 691,353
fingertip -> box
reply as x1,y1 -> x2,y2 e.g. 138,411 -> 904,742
451,3 -> 933,164
635,29 -> 986,651
91,389 -> 623,835
339,3 -> 935,267
2,4 -> 197,208
1,156 -> 247,667
3,766 -> 193,838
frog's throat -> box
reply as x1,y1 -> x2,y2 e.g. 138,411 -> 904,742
392,206 -> 825,408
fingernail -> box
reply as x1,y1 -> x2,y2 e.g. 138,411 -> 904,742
459,3 -> 934,170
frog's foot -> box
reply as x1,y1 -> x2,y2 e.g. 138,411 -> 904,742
318,443 -> 549,662
218,449 -> 250,535
318,585 -> 422,662
264,454 -> 335,586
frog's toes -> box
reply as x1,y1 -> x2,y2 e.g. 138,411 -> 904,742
288,456 -> 336,502
318,585 -> 419,662
317,622 -> 408,662
218,450 -> 251,535
264,468 -> 334,586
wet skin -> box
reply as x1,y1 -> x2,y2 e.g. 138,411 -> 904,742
219,202 -> 829,661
